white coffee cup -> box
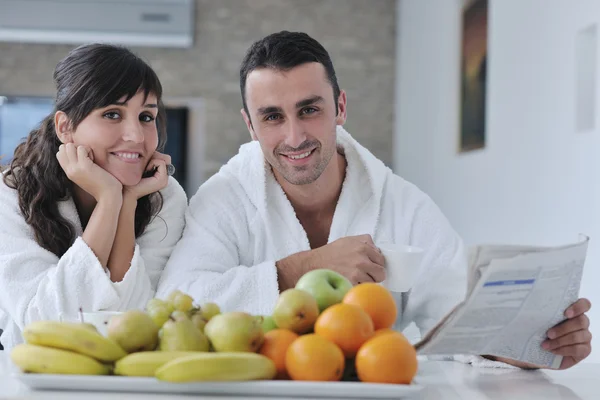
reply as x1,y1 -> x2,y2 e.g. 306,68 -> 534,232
379,244 -> 424,292
80,311 -> 123,336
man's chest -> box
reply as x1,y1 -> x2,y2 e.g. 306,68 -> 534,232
302,217 -> 333,250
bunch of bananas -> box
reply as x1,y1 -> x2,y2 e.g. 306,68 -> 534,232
11,317 -> 276,382
12,321 -> 126,376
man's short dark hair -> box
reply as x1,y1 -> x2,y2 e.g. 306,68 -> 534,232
239,31 -> 341,121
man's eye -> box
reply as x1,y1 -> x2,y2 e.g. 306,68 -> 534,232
301,107 -> 317,115
265,114 -> 281,121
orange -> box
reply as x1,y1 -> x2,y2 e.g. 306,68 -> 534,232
259,329 -> 299,379
343,283 -> 397,330
285,334 -> 345,381
373,328 -> 398,338
314,303 -> 374,358
355,331 -> 418,384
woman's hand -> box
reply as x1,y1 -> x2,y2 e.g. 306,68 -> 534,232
123,152 -> 171,201
56,143 -> 122,202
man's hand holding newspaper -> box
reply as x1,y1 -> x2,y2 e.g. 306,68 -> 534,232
415,235 -> 592,370
487,297 -> 591,369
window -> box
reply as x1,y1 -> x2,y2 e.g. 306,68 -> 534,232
0,96 -> 54,164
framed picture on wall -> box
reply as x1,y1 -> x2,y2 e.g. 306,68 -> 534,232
459,0 -> 488,153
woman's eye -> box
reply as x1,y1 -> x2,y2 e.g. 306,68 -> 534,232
140,114 -> 155,123
103,111 -> 120,120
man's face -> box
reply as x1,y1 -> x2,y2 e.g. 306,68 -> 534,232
242,62 -> 346,185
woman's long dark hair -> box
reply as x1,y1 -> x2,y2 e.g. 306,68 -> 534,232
1,44 -> 167,257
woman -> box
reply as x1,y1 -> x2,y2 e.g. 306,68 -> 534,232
0,44 -> 187,349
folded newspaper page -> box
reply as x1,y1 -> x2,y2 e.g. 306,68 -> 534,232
415,235 -> 589,369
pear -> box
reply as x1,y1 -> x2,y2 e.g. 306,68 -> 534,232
204,311 -> 264,353
190,312 -> 208,332
272,289 -> 319,334
107,310 -> 159,353
158,316 -> 210,352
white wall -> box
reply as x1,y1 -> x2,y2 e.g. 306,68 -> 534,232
395,0 -> 600,362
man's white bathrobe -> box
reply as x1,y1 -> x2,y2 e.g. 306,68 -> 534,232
0,176 -> 187,350
157,126 -> 468,339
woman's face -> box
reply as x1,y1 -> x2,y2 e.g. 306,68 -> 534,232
67,91 -> 160,186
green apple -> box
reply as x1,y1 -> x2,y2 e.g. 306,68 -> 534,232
295,269 -> 353,312
272,289 -> 319,334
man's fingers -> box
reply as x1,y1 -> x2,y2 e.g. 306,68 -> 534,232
364,243 -> 385,266
549,343 -> 591,359
358,271 -> 377,284
544,329 -> 592,351
353,257 -> 386,283
356,234 -> 375,245
548,314 -> 590,339
565,298 -> 592,318
364,263 -> 386,283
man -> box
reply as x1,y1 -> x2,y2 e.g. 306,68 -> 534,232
157,31 -> 591,369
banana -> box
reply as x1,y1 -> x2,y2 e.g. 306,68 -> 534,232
23,320 -> 127,362
114,351 -> 203,377
11,343 -> 110,375
155,352 -> 277,382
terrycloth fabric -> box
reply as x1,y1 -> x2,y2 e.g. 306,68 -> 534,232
0,176 -> 187,350
157,126 -> 468,339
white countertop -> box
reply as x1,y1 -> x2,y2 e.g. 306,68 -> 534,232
1,352 -> 598,399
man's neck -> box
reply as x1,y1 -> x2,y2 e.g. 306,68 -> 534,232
276,152 -> 347,217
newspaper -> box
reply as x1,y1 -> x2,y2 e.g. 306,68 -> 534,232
415,235 -> 589,369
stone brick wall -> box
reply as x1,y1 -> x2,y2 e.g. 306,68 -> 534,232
0,0 -> 396,191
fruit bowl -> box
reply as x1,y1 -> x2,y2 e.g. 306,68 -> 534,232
12,270 -> 419,391
13,373 -> 423,399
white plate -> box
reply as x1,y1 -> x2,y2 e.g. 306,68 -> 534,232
13,373 -> 422,398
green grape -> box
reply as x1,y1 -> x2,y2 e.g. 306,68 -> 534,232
170,310 -> 190,322
146,298 -> 166,311
173,293 -> 194,313
166,290 -> 184,305
147,304 -> 172,328
200,302 -> 221,321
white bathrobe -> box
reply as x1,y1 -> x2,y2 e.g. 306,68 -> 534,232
157,126 -> 468,339
0,176 -> 187,350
